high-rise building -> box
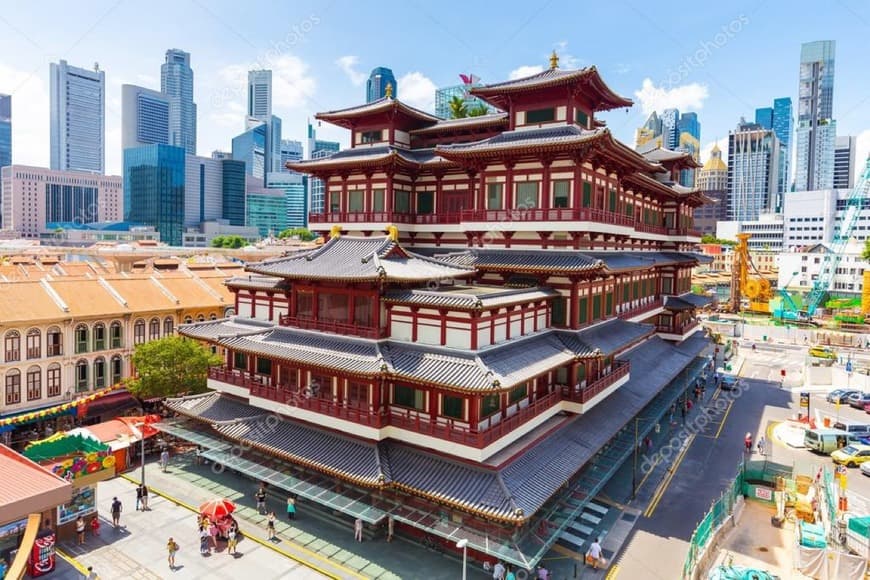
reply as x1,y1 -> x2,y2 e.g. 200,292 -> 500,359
755,97 -> 793,203
266,171 -> 307,229
635,111 -> 662,150
727,119 -> 780,221
366,67 -> 397,102
0,95 -> 10,168
279,139 -> 303,171
232,121 -> 268,179
161,49 -> 197,154
636,109 -> 699,187
434,76 -> 497,119
49,60 -> 105,173
306,121 -> 340,214
676,112 -> 700,187
692,144 -> 728,235
121,85 -> 170,149
834,135 -> 856,190
1,165 -> 122,238
660,108 -> 679,150
184,154 -> 246,228
211,151 -> 232,160
795,40 -> 836,191
248,70 -> 272,120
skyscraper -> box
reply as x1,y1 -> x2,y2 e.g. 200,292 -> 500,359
366,67 -> 397,102
660,108 -> 679,150
161,49 -> 197,154
121,85 -> 170,149
727,119 -> 780,221
635,111 -> 662,150
266,171 -> 307,230
755,97 -> 792,203
636,109 -> 699,187
306,121 -> 340,214
0,95 -> 10,168
676,112 -> 700,187
232,122 -> 268,179
124,144 -> 186,245
280,139 -> 303,170
693,144 -> 727,235
248,70 -> 272,119
794,40 -> 836,191
834,135 -> 856,190
50,60 -> 105,173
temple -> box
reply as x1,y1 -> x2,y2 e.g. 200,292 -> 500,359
172,55 -> 714,568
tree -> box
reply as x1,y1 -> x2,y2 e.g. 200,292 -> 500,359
210,236 -> 225,248
210,235 -> 246,248
467,103 -> 490,117
700,234 -> 737,246
128,336 -> 222,399
448,95 -> 467,119
278,227 -> 318,241
863,238 -> 870,262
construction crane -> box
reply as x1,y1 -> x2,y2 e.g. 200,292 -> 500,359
780,159 -> 870,321
731,232 -> 774,313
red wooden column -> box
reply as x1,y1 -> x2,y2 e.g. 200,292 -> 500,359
364,172 -> 373,212
435,173 -> 444,215
289,289 -> 297,318
477,170 -> 486,211
466,170 -> 477,211
268,293 -> 275,321
569,277 -> 580,329
541,156 -> 553,210
374,295 -> 383,335
572,156 -> 583,212
504,161 -> 515,210
341,174 -> 350,213
468,395 -> 479,431
372,380 -> 382,414
386,171 -> 395,215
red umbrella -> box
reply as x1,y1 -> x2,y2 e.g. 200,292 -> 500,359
199,498 -> 236,519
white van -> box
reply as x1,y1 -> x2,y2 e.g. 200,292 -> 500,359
805,428 -> 854,454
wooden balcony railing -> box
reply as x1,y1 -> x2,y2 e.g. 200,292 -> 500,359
309,211 -> 415,224
656,319 -> 700,336
563,359 -> 631,403
46,345 -> 62,357
618,297 -> 663,320
279,316 -> 387,339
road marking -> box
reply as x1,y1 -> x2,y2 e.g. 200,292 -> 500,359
635,455 -> 660,492
713,400 -> 734,439
644,434 -> 695,518
605,563 -> 620,579
56,548 -> 89,574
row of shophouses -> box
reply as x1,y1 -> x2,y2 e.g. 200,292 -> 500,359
166,60 -> 716,569
0,259 -> 240,444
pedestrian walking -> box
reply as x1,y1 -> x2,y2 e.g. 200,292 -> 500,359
135,485 -> 143,511
644,436 -> 653,451
227,527 -> 237,555
255,485 -> 267,514
744,432 -> 752,452
86,565 -> 98,579
75,516 -> 85,545
505,565 -> 516,580
537,564 -> 550,579
686,399 -> 693,412
680,405 -> 687,424
492,560 -> 506,580
110,497 -> 122,528
757,435 -> 766,456
140,484 -> 149,510
387,516 -> 394,542
354,517 -> 363,542
160,448 -> 169,472
286,496 -> 296,520
90,516 -> 100,536
199,526 -> 210,555
208,521 -> 219,548
266,512 -> 276,540
166,537 -> 179,568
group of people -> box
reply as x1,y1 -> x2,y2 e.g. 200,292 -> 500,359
745,433 -> 766,455
74,514 -> 100,545
196,514 -> 239,556
490,560 -> 551,579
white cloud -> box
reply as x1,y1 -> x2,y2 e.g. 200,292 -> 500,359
397,71 -> 436,112
855,129 -> 870,185
335,55 -> 366,86
700,137 -> 728,166
509,65 -> 544,81
633,78 -> 709,116
0,64 -> 49,168
553,41 -> 581,69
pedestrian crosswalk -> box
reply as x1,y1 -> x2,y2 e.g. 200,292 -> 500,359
555,499 -> 610,554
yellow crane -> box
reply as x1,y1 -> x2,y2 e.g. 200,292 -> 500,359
730,233 -> 773,313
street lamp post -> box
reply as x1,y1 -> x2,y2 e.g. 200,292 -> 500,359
456,538 -> 468,580
632,417 -> 639,499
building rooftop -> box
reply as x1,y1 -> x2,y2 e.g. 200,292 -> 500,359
0,444 -> 72,524
383,285 -> 559,310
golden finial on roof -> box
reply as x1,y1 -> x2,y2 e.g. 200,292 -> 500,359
549,50 -> 559,70
387,225 -> 399,242
384,82 -> 393,99
330,225 -> 342,239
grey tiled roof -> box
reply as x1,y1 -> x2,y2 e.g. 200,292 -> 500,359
215,416 -> 386,485
584,252 -> 658,271
409,113 -> 509,134
166,392 -> 268,423
676,293 -> 715,308
478,332 -> 578,387
663,296 -> 696,311
317,97 -> 440,122
437,125 -> 605,154
225,275 -> 289,291
381,343 -> 492,390
247,235 -> 474,282
383,286 -> 559,310
576,319 -> 654,355
180,317 -> 276,341
427,248 -> 603,273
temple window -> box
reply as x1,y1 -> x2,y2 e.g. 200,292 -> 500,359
296,291 -> 314,318
361,129 -> 383,144
578,296 -> 588,325
318,293 -> 349,323
525,107 -> 555,124
233,351 -> 247,371
372,189 -> 385,211
509,383 -> 528,404
609,189 -> 618,212
582,181 -> 592,207
516,182 -> 539,209
394,190 -> 411,213
329,191 -> 340,212
417,191 -> 434,214
347,382 -> 369,408
551,296 -> 567,326
555,367 -> 569,385
394,384 -> 425,411
348,190 -> 364,211
442,395 -> 464,420
553,180 -> 570,208
576,110 -> 589,128
353,295 -> 372,326
480,394 -> 500,418
256,357 -> 272,376
487,183 -> 503,210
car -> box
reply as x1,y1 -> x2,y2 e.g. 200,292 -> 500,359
719,375 -> 741,391
848,392 -> 870,409
861,462 -> 870,477
809,346 -> 837,360
828,389 -> 860,404
831,444 -> 870,467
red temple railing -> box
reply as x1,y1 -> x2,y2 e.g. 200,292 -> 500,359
279,316 -> 387,339
563,359 -> 631,404
309,211 -> 416,224
656,319 -> 700,336
618,297 -> 663,320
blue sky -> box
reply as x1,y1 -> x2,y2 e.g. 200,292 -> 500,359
1,0 -> 868,177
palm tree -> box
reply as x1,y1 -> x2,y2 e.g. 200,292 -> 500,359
448,95 -> 468,119
467,103 -> 490,117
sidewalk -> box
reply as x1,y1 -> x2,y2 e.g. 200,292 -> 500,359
59,476 -> 327,579
126,455 -> 488,580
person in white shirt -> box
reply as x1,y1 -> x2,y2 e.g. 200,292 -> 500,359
492,560 -> 506,579
587,537 -> 606,569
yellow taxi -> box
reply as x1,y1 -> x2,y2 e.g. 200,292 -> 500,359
808,345 -> 837,360
831,444 -> 870,467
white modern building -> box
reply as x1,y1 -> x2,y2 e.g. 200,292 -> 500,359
121,85 -> 170,149
161,49 -> 197,154
794,41 -> 836,192
266,171 -> 307,228
727,120 -> 780,221
716,212 -> 785,252
1,165 -> 122,238
181,219 -> 260,247
778,239 -> 866,297
782,188 -> 870,250
50,60 -> 105,173
834,136 -> 856,190
248,70 -> 272,119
